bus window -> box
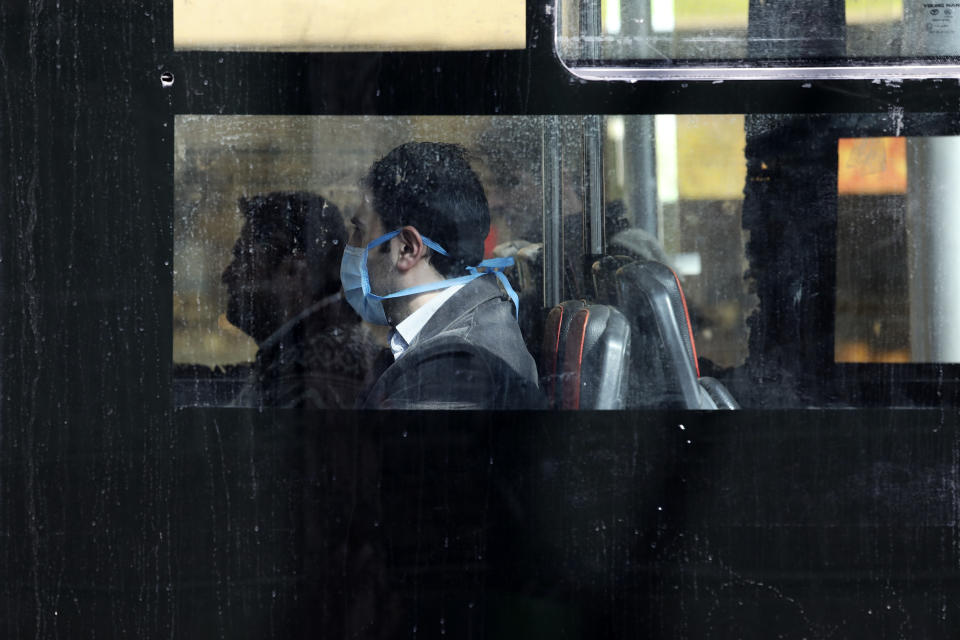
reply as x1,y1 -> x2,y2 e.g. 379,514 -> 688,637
558,0 -> 960,79
837,135 -> 960,364
579,113 -> 960,408
175,111 -> 960,410
174,116 -> 557,409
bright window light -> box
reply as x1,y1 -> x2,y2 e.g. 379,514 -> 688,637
651,0 -> 675,33
655,114 -> 679,204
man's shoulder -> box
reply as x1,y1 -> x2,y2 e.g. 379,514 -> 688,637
360,275 -> 545,409
415,284 -> 539,384
420,275 -> 516,334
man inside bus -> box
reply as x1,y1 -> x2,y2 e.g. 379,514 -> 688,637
221,191 -> 379,409
342,142 -> 543,409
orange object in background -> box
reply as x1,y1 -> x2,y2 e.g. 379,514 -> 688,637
484,225 -> 499,259
838,137 -> 907,195
836,340 -> 910,363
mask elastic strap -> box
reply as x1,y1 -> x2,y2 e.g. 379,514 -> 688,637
362,230 -> 520,319
360,229 -> 448,295
466,258 -> 520,320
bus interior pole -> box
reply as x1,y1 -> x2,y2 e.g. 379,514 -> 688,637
903,0 -> 960,361
583,115 -> 605,258
543,116 -> 563,308
627,116 -> 658,237
906,137 -> 960,362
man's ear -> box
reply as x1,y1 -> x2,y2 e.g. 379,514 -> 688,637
395,226 -> 428,272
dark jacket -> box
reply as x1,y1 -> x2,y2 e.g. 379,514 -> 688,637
232,297 -> 381,409
360,275 -> 544,409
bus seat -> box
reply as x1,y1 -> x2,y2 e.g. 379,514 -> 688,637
592,254 -> 634,304
700,376 -> 740,409
514,242 -> 543,297
493,240 -> 545,362
540,301 -> 631,409
614,261 -> 738,410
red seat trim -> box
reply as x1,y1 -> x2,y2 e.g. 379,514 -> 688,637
669,268 -> 700,378
561,308 -> 590,410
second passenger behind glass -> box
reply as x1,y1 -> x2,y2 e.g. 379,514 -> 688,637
221,191 -> 380,409
342,142 -> 544,409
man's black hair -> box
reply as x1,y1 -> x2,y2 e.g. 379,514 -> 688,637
363,142 -> 490,277
238,191 -> 346,299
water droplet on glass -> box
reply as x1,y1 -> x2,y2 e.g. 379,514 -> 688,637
160,71 -> 174,88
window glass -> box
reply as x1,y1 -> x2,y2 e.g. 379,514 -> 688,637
174,114 -> 757,410
836,135 -> 960,364
175,113 -> 960,410
558,0 -> 960,76
173,0 -> 525,51
600,115 -> 753,371
174,116 -> 554,409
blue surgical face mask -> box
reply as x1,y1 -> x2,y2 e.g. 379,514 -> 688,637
340,243 -> 390,325
340,228 -> 519,326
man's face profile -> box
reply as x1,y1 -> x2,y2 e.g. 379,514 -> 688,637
221,221 -> 296,344
348,194 -> 396,298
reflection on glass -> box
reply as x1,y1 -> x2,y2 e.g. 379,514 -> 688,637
218,192 -> 381,408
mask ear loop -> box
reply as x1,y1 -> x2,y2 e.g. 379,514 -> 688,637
466,258 -> 520,320
362,230 -> 521,320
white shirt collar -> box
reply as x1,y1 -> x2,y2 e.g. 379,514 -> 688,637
390,283 -> 465,360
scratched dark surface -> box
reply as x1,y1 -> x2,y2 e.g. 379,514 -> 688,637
4,0 -> 960,638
